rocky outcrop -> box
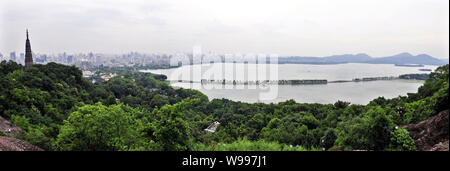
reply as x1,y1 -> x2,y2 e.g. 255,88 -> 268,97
0,136 -> 43,151
431,140 -> 449,151
0,116 -> 22,137
0,115 -> 43,151
403,110 -> 449,151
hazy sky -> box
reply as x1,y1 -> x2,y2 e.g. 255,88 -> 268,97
1,0 -> 449,58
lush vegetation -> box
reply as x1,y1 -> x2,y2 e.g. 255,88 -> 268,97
193,138 -> 317,151
0,60 -> 448,151
399,73 -> 429,80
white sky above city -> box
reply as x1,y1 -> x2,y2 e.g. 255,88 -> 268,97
1,0 -> 449,58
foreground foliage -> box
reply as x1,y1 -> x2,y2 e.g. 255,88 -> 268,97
194,138 -> 315,151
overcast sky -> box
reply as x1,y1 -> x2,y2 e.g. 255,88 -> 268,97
1,0 -> 448,58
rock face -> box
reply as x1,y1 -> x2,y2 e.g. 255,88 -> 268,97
0,136 -> 43,151
0,116 -> 43,151
431,140 -> 449,151
403,110 -> 449,151
0,116 -> 22,137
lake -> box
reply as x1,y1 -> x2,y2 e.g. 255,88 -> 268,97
141,63 -> 438,104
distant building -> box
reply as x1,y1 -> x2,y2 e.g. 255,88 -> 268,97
10,52 -> 16,62
40,54 -> 47,63
95,55 -> 102,66
67,55 -> 73,64
25,29 -> 33,68
20,53 -> 25,65
204,121 -> 220,133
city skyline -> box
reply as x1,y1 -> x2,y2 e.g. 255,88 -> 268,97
1,0 -> 449,59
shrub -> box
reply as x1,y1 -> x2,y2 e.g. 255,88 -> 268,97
389,128 -> 416,151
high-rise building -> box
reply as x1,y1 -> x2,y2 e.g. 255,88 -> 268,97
63,52 -> 67,63
67,55 -> 73,64
42,54 -> 47,62
20,53 -> 25,64
25,29 -> 33,68
10,52 -> 16,62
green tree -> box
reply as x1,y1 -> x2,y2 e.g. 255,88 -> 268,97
150,99 -> 197,151
404,100 -> 434,124
365,106 -> 393,151
389,128 -> 416,151
54,103 -> 147,151
321,128 -> 337,150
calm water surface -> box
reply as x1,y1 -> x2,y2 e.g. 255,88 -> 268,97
142,63 -> 437,104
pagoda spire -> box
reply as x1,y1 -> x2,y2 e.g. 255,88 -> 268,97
25,29 -> 33,68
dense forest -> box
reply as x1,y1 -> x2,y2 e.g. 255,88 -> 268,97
0,60 -> 448,151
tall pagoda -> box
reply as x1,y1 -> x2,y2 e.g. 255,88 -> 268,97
25,29 -> 33,68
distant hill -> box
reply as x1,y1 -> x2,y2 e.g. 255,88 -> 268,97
368,53 -> 447,65
279,53 -> 449,66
